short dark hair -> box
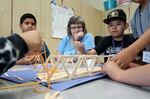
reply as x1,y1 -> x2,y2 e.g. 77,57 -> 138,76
20,13 -> 37,24
67,15 -> 87,36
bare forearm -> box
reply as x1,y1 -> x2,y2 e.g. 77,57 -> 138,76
116,64 -> 150,86
129,28 -> 150,52
103,61 -> 150,86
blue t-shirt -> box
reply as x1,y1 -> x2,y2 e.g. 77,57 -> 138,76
131,0 -> 150,51
57,33 -> 95,55
131,0 -> 150,38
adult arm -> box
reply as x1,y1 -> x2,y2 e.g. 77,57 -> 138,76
111,28 -> 150,68
102,61 -> 150,86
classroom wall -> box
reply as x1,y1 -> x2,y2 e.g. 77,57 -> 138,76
0,0 -> 138,54
0,0 -> 103,54
0,0 -> 11,37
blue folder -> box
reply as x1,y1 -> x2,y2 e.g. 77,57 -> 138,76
0,65 -> 106,91
50,73 -> 106,91
0,69 -> 37,83
0,64 -> 51,83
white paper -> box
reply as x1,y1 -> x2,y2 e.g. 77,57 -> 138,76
51,4 -> 74,38
143,51 -> 150,63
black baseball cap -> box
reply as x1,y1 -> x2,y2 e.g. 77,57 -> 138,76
103,9 -> 126,24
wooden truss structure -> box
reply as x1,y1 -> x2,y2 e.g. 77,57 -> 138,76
0,49 -> 110,99
37,55 -> 109,83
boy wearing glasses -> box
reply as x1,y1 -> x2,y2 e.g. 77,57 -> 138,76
57,15 -> 95,55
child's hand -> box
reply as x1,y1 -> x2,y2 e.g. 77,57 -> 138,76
111,47 -> 138,69
101,61 -> 122,80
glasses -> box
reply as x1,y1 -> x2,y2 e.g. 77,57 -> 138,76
70,26 -> 83,30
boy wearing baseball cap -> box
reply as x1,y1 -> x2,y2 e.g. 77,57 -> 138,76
87,9 -> 134,55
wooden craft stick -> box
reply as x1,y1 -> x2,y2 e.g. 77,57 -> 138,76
106,56 -> 111,62
0,82 -> 39,90
34,86 -> 50,93
61,59 -> 70,77
31,54 -> 107,92
38,67 -> 101,82
50,91 -> 60,99
44,93 -> 51,99
57,97 -> 63,99
69,58 -> 82,79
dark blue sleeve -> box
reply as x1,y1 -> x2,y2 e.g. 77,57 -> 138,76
41,41 -> 50,61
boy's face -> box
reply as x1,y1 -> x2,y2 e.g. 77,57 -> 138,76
107,19 -> 127,39
20,18 -> 36,32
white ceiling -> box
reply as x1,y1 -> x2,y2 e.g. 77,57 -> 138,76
81,0 -> 106,11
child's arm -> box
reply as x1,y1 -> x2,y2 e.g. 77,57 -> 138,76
111,28 -> 150,68
102,61 -> 150,86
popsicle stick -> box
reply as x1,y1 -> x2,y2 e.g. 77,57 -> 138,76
0,82 -> 39,90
